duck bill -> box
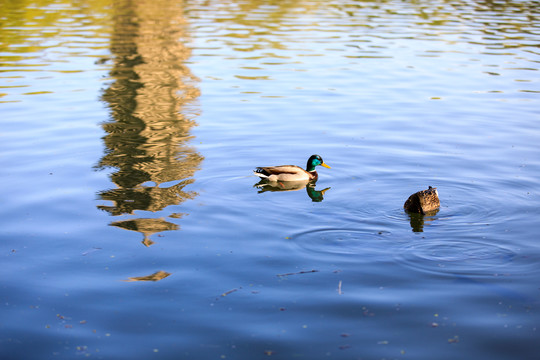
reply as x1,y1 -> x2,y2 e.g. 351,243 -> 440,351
321,162 -> 331,169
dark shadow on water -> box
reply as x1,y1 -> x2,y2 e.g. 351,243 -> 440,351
254,179 -> 330,202
406,209 -> 439,232
95,0 -> 202,246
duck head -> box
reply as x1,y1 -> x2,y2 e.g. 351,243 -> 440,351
306,154 -> 331,172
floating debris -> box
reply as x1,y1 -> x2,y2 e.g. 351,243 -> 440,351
276,269 -> 319,277
123,270 -> 171,282
221,287 -> 240,297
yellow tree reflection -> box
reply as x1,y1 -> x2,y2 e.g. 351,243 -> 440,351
97,0 -> 202,245
123,271 -> 171,282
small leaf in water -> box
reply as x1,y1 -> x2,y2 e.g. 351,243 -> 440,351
448,336 -> 459,343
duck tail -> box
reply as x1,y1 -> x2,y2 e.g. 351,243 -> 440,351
254,168 -> 269,178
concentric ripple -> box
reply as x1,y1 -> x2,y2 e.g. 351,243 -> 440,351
394,238 -> 517,276
290,227 -> 394,261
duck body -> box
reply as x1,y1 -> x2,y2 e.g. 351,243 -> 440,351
254,165 -> 316,182
254,154 -> 330,182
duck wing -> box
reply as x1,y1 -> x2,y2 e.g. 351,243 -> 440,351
255,165 -> 303,177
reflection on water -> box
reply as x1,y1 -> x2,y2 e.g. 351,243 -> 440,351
110,217 -> 179,247
0,0 -> 111,103
255,179 -> 331,202
1,0 -> 539,359
406,209 -> 439,232
123,270 -> 171,282
305,185 -> 330,202
96,0 -> 202,244
189,0 -> 540,99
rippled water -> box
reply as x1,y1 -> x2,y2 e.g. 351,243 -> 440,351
2,0 -> 540,359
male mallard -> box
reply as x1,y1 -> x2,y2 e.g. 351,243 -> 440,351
254,154 -> 330,182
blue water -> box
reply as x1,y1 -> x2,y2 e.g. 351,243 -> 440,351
1,0 -> 540,359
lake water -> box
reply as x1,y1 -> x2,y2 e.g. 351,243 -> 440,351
1,0 -> 540,359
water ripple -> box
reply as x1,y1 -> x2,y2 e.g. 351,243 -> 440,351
394,238 -> 517,276
290,227 -> 394,260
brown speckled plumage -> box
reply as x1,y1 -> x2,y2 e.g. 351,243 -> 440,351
404,186 -> 440,214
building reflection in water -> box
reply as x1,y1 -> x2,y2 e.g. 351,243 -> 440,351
96,0 -> 202,247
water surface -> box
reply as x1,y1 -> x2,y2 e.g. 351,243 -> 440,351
1,0 -> 540,359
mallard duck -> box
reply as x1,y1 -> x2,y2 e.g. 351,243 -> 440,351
404,186 -> 440,214
254,154 -> 330,182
